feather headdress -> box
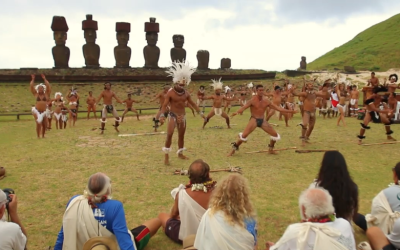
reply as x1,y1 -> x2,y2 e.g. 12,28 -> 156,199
54,92 -> 63,100
165,60 -> 196,85
35,83 -> 46,93
247,82 -> 253,89
389,74 -> 398,82
224,85 -> 231,93
210,78 -> 223,90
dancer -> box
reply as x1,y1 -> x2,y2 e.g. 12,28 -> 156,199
265,85 -> 290,127
66,89 -> 79,127
285,82 -> 296,119
86,91 -> 97,119
367,72 -> 380,87
156,61 -> 204,165
151,85 -> 170,131
51,92 -> 69,129
223,86 -> 234,114
228,84 -> 296,156
196,86 -> 206,112
357,86 -> 395,144
46,100 -> 53,130
349,85 -> 359,117
121,93 -> 141,122
97,82 -> 124,134
29,74 -> 51,138
202,78 -> 235,129
292,77 -> 329,145
336,82 -> 347,126
384,74 -> 400,93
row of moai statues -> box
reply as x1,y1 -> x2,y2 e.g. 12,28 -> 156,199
51,15 -> 232,70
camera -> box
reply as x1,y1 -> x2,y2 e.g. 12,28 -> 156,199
2,188 -> 15,204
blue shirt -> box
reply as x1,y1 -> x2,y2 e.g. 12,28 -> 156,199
54,195 -> 135,250
245,218 -> 257,245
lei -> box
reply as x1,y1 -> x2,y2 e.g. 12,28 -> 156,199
302,214 -> 336,223
190,180 -> 217,193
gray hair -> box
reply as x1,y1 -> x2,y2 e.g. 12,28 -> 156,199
299,187 -> 335,220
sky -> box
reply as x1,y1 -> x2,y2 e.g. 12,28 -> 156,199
0,0 -> 399,71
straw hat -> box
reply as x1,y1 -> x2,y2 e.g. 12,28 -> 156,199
181,234 -> 197,250
82,237 -> 118,250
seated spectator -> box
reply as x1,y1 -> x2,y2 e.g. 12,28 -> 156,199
355,162 -> 400,233
309,151 -> 359,222
54,172 -> 161,250
157,159 -> 217,244
194,174 -> 257,250
358,218 -> 400,250
266,187 -> 356,250
0,189 -> 27,250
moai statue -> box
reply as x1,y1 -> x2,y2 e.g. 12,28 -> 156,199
82,14 -> 100,68
114,22 -> 131,68
170,34 -> 186,63
300,56 -> 307,70
221,58 -> 231,69
197,50 -> 210,70
51,16 -> 70,69
143,17 -> 160,69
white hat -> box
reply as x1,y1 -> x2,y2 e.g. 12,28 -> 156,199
247,82 -> 253,88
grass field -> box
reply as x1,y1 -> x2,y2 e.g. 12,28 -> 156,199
308,13 -> 400,72
1,102 -> 399,249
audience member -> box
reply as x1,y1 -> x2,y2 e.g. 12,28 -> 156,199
355,162 -> 400,233
310,151 -> 359,222
0,189 -> 27,250
157,159 -> 217,244
194,174 -> 257,250
266,187 -> 356,250
54,173 -> 161,250
358,218 -> 400,250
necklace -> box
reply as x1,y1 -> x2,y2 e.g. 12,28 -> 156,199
173,87 -> 185,96
189,180 -> 217,193
302,214 -> 335,223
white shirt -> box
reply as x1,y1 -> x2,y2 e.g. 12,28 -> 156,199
387,218 -> 400,248
272,218 -> 356,250
0,220 -> 27,250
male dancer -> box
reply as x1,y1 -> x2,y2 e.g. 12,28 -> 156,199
228,84 -> 296,156
358,86 -> 395,144
156,61 -> 205,165
367,72 -> 380,87
265,84 -> 291,127
121,93 -> 141,122
97,82 -> 123,134
197,86 -> 206,112
151,85 -> 170,131
86,91 -> 97,119
292,77 -> 329,145
384,74 -> 399,93
201,78 -> 235,129
349,85 -> 359,117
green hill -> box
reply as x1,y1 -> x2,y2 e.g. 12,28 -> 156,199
308,13 -> 400,71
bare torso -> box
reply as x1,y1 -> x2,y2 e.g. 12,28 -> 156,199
87,96 -> 96,106
166,89 -> 192,116
124,99 -> 135,108
100,90 -> 116,105
249,95 -> 271,118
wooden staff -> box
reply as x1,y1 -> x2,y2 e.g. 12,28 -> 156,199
174,167 -> 242,175
119,131 -> 166,137
246,147 -> 297,154
295,149 -> 337,153
361,141 -> 400,146
270,123 -> 279,127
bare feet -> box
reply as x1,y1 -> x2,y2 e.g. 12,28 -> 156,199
358,140 -> 362,145
164,155 -> 170,165
113,125 -> 120,133
268,149 -> 278,155
178,154 -> 189,160
227,126 -> 231,129
388,136 -> 396,141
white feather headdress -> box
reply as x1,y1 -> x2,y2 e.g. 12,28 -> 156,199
54,92 -> 63,100
210,78 -> 223,90
165,60 -> 196,85
35,83 -> 46,93
247,82 -> 253,88
224,85 -> 231,93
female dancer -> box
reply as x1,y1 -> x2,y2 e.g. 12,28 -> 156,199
66,89 -> 79,127
29,74 -> 51,138
51,92 -> 69,129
